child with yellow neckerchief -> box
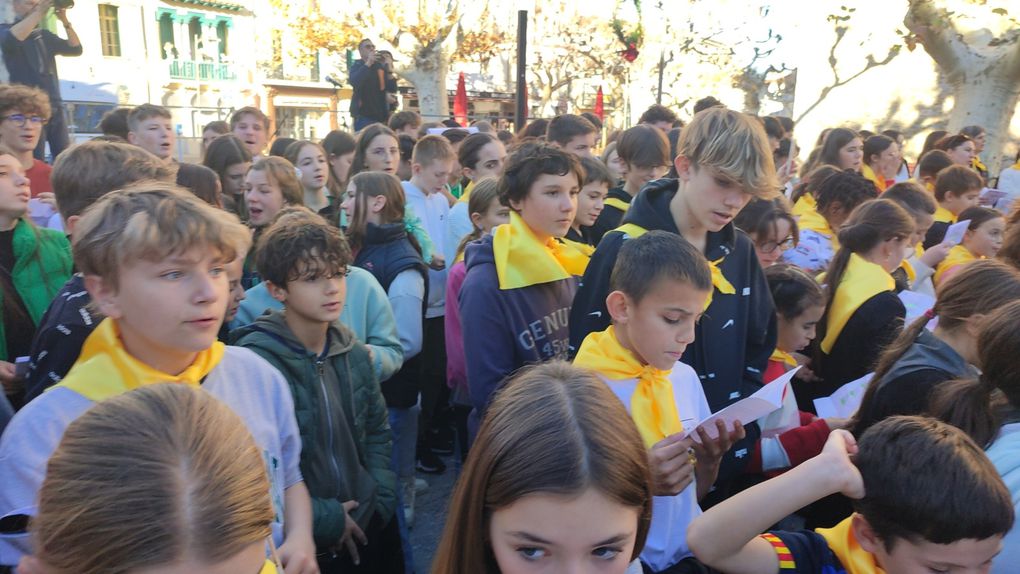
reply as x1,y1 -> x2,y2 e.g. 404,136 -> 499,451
570,107 -> 779,502
882,182 -> 950,297
801,199 -> 914,413
460,143 -> 588,437
574,230 -> 745,574
911,148 -> 953,193
783,169 -> 876,276
564,156 -> 612,255
688,416 -> 1013,574
589,124 -> 671,244
922,164 -> 983,249
934,206 -> 1005,287
0,185 -> 318,572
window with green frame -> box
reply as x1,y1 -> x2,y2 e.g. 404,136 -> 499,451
98,4 -> 121,57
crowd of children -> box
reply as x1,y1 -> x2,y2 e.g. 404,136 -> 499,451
1,73 -> 1020,574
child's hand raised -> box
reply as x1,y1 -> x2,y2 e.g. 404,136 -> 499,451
691,419 -> 746,499
819,429 -> 865,499
648,433 -> 696,496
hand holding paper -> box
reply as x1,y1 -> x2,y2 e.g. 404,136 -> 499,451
942,219 -> 971,247
684,367 -> 801,443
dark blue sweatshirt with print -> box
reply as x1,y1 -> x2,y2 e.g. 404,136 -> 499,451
459,234 -> 577,432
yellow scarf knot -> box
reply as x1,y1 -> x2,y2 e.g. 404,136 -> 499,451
933,205 -> 956,224
55,318 -> 225,402
770,348 -> 798,368
492,211 -> 589,290
817,516 -> 886,574
934,244 -> 979,286
861,163 -> 887,193
574,326 -> 682,447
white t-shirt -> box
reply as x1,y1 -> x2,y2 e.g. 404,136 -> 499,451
599,362 -> 713,571
403,181 -> 450,318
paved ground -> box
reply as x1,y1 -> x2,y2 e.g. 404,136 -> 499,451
408,452 -> 460,572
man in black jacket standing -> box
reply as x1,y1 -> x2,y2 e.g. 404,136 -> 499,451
0,0 -> 81,160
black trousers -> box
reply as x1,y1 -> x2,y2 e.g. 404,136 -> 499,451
417,317 -> 449,450
317,512 -> 405,574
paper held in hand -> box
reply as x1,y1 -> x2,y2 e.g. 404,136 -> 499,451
942,219 -> 971,247
813,372 -> 872,419
684,366 -> 801,443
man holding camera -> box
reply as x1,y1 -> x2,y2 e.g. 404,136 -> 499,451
1,0 -> 81,160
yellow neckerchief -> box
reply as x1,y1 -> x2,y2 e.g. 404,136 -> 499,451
972,155 -> 987,174
821,253 -> 895,353
817,516 -> 886,574
770,348 -> 798,368
259,560 -> 280,574
574,326 -> 682,447
933,205 -> 956,224
604,196 -> 631,212
55,318 -> 224,402
493,211 -> 589,290
562,236 -> 596,257
934,244 -> 979,286
615,223 -> 734,309
792,194 -> 816,217
861,163 -> 887,193
899,259 -> 916,283
456,180 -> 475,204
1012,159 -> 1020,171
794,196 -> 839,252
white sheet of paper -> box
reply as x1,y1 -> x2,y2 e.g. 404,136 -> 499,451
942,219 -> 971,246
813,372 -> 872,419
898,291 -> 936,324
685,367 -> 800,442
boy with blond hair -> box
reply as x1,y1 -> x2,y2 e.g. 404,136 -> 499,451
127,104 -> 176,163
570,107 -> 779,497
401,134 -> 456,473
0,184 -> 318,572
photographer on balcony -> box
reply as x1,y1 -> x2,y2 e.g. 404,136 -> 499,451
1,0 -> 81,161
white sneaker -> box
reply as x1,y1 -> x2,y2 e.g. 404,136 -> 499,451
415,477 -> 429,493
403,504 -> 415,528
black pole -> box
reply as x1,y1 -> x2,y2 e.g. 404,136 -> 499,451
515,10 -> 528,132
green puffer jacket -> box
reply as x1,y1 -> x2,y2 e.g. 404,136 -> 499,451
232,310 -> 396,548
1,219 -> 72,361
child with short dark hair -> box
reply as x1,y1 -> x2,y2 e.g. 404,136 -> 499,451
882,181 -> 945,296
388,110 -> 422,138
0,184 -> 318,572
923,164 -> 983,249
546,113 -> 598,159
589,124 -> 671,243
460,143 -> 586,435
564,155 -> 612,253
570,108 -> 779,495
914,148 -> 953,191
573,230 -> 744,573
444,132 -> 507,263
764,264 -> 824,383
234,212 -> 400,573
126,103 -> 175,163
689,415 -> 1013,573
639,104 -> 679,131
734,197 -> 799,268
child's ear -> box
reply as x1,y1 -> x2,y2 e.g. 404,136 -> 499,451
461,165 -> 474,180
469,210 -> 485,229
371,195 -> 388,213
605,290 -> 631,323
674,156 -> 692,181
851,514 -> 884,556
84,274 -> 123,320
411,162 -> 422,176
265,281 -> 288,304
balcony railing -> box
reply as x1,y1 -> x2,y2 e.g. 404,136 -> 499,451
168,60 -> 237,81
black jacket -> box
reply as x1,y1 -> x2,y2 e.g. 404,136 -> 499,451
355,222 -> 429,408
589,186 -> 632,244
569,179 -> 777,481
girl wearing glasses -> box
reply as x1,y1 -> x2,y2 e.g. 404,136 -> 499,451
734,197 -> 798,268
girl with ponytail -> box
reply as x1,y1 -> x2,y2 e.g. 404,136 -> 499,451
800,199 -> 914,410
929,300 -> 1020,572
851,259 -> 1020,437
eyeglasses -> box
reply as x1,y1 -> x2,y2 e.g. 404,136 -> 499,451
759,236 -> 795,254
1,114 -> 47,127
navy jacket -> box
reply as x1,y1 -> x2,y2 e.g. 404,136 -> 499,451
459,234 -> 577,432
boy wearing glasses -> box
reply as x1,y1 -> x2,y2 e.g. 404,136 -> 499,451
1,0 -> 81,160
0,83 -> 52,198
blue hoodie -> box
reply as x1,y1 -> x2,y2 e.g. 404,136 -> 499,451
459,234 -> 577,432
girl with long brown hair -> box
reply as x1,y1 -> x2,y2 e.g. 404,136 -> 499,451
433,361 -> 652,574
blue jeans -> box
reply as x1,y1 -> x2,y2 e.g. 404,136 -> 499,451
388,406 -> 419,573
